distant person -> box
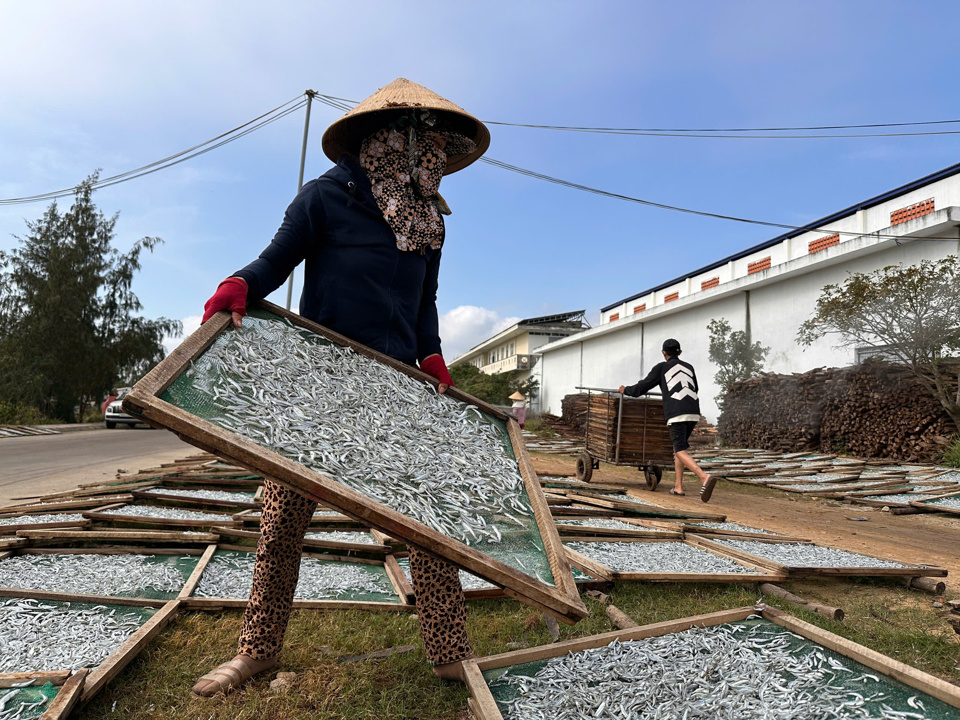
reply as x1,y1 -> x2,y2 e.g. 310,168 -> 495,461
101,389 -> 118,416
618,338 -> 717,502
509,391 -> 526,428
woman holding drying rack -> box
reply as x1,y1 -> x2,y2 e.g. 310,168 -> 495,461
194,78 -> 490,696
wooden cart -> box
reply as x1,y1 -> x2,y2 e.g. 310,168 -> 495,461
574,387 -> 675,488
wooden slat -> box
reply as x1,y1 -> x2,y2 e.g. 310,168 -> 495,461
763,606 -> 960,709
475,607 -> 757,670
40,669 -> 86,720
124,305 -> 588,622
0,670 -> 70,688
0,520 -> 91,536
177,544 -> 217,599
463,660 -> 504,720
0,496 -> 134,517
81,600 -> 182,703
180,597 -> 416,612
0,587 -> 169,607
16,529 -> 220,544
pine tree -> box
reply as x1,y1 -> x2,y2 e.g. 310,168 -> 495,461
0,173 -> 180,421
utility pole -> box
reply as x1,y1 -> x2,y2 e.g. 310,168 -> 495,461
285,90 -> 316,310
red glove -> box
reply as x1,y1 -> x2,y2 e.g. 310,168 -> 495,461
420,354 -> 454,392
202,277 -> 248,326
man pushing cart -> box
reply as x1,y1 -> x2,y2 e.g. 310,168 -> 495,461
619,338 -> 717,502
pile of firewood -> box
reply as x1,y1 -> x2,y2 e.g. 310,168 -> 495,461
560,393 -> 590,432
717,368 -> 838,452
719,363 -> 958,461
819,363 -> 958,461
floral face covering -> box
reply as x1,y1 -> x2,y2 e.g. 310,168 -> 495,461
359,114 -> 476,253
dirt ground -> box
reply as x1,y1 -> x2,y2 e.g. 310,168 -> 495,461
530,452 -> 960,595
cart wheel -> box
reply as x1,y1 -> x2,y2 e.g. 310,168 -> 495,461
644,465 -> 662,491
575,451 -> 594,483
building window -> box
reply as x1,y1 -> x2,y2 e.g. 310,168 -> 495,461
609,312 -> 620,322
664,292 -> 679,303
891,198 -> 934,226
633,304 -> 646,313
747,257 -> 771,274
856,345 -> 899,364
808,234 -> 839,254
701,277 -> 720,290
509,342 -> 514,356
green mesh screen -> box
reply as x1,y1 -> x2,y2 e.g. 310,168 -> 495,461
482,618 -> 959,719
161,310 -> 554,586
193,549 -> 401,603
0,683 -> 60,719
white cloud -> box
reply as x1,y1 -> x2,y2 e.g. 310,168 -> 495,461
163,315 -> 202,355
439,306 -> 521,360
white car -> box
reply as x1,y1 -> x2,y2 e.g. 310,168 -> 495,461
104,389 -> 143,429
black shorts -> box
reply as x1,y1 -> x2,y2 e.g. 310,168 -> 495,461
668,421 -> 698,453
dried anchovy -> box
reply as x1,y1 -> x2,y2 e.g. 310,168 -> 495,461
859,494 -> 928,505
142,488 -> 254,503
921,495 -> 960,510
0,513 -> 85,527
0,598 -> 147,671
247,509 -> 344,519
100,505 -> 232,521
0,688 -> 50,720
304,531 -> 377,545
716,540 -> 907,569
565,541 -> 760,575
692,521 -> 773,535
194,552 -> 394,599
560,518 -> 646,532
490,621 -> 935,720
188,317 -> 531,545
395,556 -> 495,592
0,554 -> 187,596
779,482 -> 889,492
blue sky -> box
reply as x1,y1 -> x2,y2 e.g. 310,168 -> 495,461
2,1 -> 959,359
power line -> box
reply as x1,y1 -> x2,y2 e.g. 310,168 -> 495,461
485,117 -> 960,133
0,94 -> 308,206
479,157 -> 960,243
314,94 -> 960,138
481,123 -> 960,139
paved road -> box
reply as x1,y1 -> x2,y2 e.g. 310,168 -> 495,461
0,427 -> 194,503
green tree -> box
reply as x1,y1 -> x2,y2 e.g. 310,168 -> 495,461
449,364 -> 539,406
0,173 -> 181,421
707,318 -> 769,409
797,256 -> 960,430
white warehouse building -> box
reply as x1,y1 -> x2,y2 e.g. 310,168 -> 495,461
538,161 -> 960,422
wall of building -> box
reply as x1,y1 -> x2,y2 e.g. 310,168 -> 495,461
541,224 -> 960,422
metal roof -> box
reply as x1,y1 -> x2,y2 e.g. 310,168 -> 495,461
600,158 -> 960,313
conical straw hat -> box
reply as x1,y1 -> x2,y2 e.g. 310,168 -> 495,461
509,391 -> 526,401
321,78 -> 490,175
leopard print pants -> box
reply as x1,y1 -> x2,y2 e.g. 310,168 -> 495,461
237,480 -> 473,665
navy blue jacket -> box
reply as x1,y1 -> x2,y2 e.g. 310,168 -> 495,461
234,157 -> 443,367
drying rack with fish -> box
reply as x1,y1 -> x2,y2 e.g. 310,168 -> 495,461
464,605 -> 960,720
573,387 -> 675,487
123,301 -> 586,623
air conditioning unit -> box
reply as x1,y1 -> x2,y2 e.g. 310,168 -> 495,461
517,355 -> 531,369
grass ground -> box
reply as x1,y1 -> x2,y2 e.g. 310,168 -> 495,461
73,453 -> 960,720
76,578 -> 959,720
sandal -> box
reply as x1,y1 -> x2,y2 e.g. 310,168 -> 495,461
700,475 -> 718,503
669,489 -> 685,496
192,655 -> 277,697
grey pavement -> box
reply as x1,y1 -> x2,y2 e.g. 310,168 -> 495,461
0,427 -> 196,504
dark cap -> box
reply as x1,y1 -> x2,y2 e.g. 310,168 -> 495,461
662,338 -> 681,355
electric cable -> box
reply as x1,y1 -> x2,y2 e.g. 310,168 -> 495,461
0,94 -> 308,206
479,156 -> 960,243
